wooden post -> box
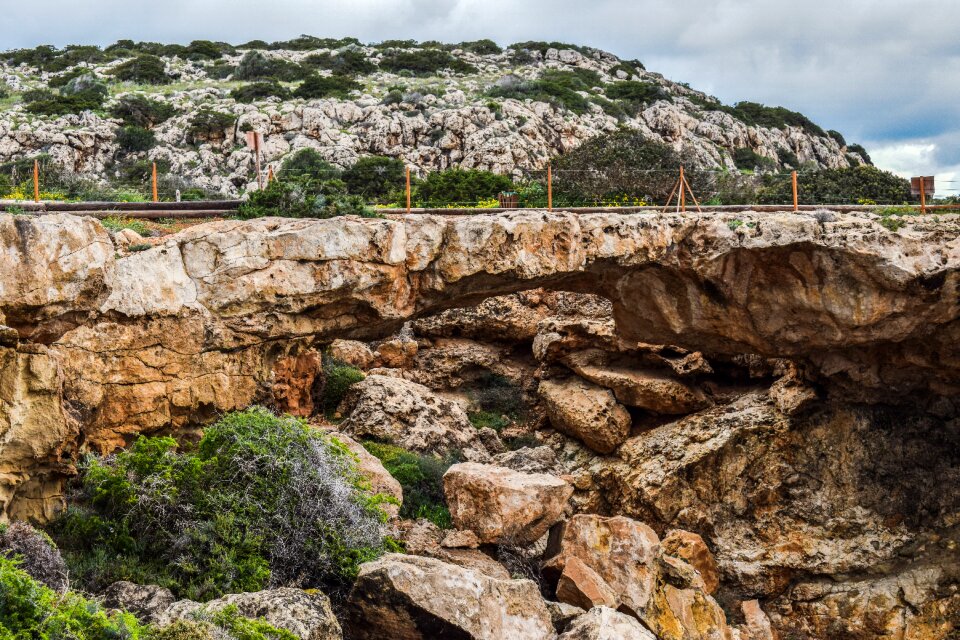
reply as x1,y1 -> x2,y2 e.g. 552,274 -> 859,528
547,164 -> 553,211
267,166 -> 274,184
33,160 -> 39,203
152,163 -> 158,202
405,166 -> 411,213
920,176 -> 927,214
679,166 -> 686,212
254,135 -> 262,191
792,171 -> 798,211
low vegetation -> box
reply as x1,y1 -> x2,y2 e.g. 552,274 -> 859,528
362,441 -> 457,529
50,407 -> 393,601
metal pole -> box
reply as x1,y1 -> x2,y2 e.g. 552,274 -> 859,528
792,171 -> 798,211
33,160 -> 39,203
547,164 -> 553,211
152,163 -> 158,202
406,166 -> 411,213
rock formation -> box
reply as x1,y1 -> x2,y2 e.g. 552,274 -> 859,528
0,208 -> 958,638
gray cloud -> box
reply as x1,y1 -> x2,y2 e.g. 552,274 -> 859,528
3,0 -> 958,178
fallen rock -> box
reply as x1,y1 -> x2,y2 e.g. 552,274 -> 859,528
563,350 -> 711,414
339,375 -> 489,461
444,462 -> 572,544
559,607 -> 657,640
741,600 -> 777,640
556,556 -> 619,610
154,588 -> 342,639
375,336 -> 418,369
330,432 -> 403,516
544,514 -> 660,618
538,377 -> 631,454
545,600 -> 585,634
441,529 -> 481,549
661,529 -> 720,595
346,553 -> 554,640
328,339 -> 375,370
114,228 -> 145,249
103,581 -> 176,620
493,446 -> 564,475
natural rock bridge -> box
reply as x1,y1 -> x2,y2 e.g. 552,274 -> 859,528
1,209 -> 958,519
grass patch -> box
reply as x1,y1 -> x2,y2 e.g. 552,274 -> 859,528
468,410 -> 511,432
101,216 -> 150,236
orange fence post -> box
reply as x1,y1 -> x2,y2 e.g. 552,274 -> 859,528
33,160 -> 39,203
267,166 -> 274,184
920,177 -> 927,214
405,166 -> 411,213
547,164 -> 553,211
792,171 -> 798,211
152,163 -> 158,202
679,166 -> 686,212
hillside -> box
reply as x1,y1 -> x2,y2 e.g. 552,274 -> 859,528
0,37 -> 870,197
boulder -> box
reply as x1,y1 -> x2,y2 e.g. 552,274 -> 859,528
558,607 -> 657,640
103,581 -> 176,620
444,462 -> 572,544
0,521 -> 69,592
545,600 -> 585,634
661,529 -> 720,595
346,553 -> 553,640
328,339 -> 375,370
339,375 -> 489,461
154,588 -> 342,639
740,600 -> 777,640
563,350 -> 711,414
375,337 -> 418,369
329,432 -> 403,516
538,377 -> 631,454
555,556 -> 619,610
543,515 -> 660,618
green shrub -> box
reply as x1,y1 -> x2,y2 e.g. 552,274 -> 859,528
342,156 -> 406,201
186,109 -> 237,144
269,35 -> 361,51
847,143 -> 873,165
729,101 -> 826,137
303,50 -> 376,76
116,125 -> 156,153
733,147 -> 775,171
23,77 -> 108,116
231,81 -> 289,103
110,55 -> 172,84
237,179 -> 377,219
414,168 -> 514,207
757,165 -> 910,205
605,80 -> 668,112
281,148 -> 341,181
51,407 -> 391,601
552,129 -> 710,205
378,49 -> 477,76
457,39 -> 502,55
508,41 -> 594,57
294,74 -> 360,100
827,130 -> 847,146
185,40 -> 234,60
321,354 -> 365,416
0,556 -> 146,639
471,373 -> 525,417
468,411 -> 511,431
609,62 -> 642,78
487,72 -> 592,114
205,60 -> 237,80
362,441 -> 458,528
234,51 -> 305,82
110,95 -> 176,128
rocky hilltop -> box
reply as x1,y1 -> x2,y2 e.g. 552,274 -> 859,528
0,209 -> 958,638
0,38 -> 868,196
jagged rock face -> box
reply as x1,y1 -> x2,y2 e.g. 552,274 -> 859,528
1,44 -> 862,196
0,209 -> 958,523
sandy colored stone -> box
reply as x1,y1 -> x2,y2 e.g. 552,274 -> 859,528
328,339 -> 375,369
271,350 -> 321,417
740,600 -> 778,640
346,553 -> 553,640
661,529 -> 721,595
443,462 -> 572,545
538,377 -> 631,454
558,607 -> 656,640
556,556 -> 619,610
441,529 -> 481,549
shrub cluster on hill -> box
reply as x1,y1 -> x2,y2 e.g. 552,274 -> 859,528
110,54 -> 172,84
50,407 -> 393,601
303,49 -> 376,76
110,94 -> 176,128
378,48 -> 477,75
413,167 -> 514,207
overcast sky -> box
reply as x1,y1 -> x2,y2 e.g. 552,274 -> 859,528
4,0 -> 958,194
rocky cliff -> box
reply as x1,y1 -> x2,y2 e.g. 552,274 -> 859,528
1,209 -> 957,638
0,40 -> 866,195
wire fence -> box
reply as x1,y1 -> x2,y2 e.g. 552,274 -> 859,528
2,157 -> 958,215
